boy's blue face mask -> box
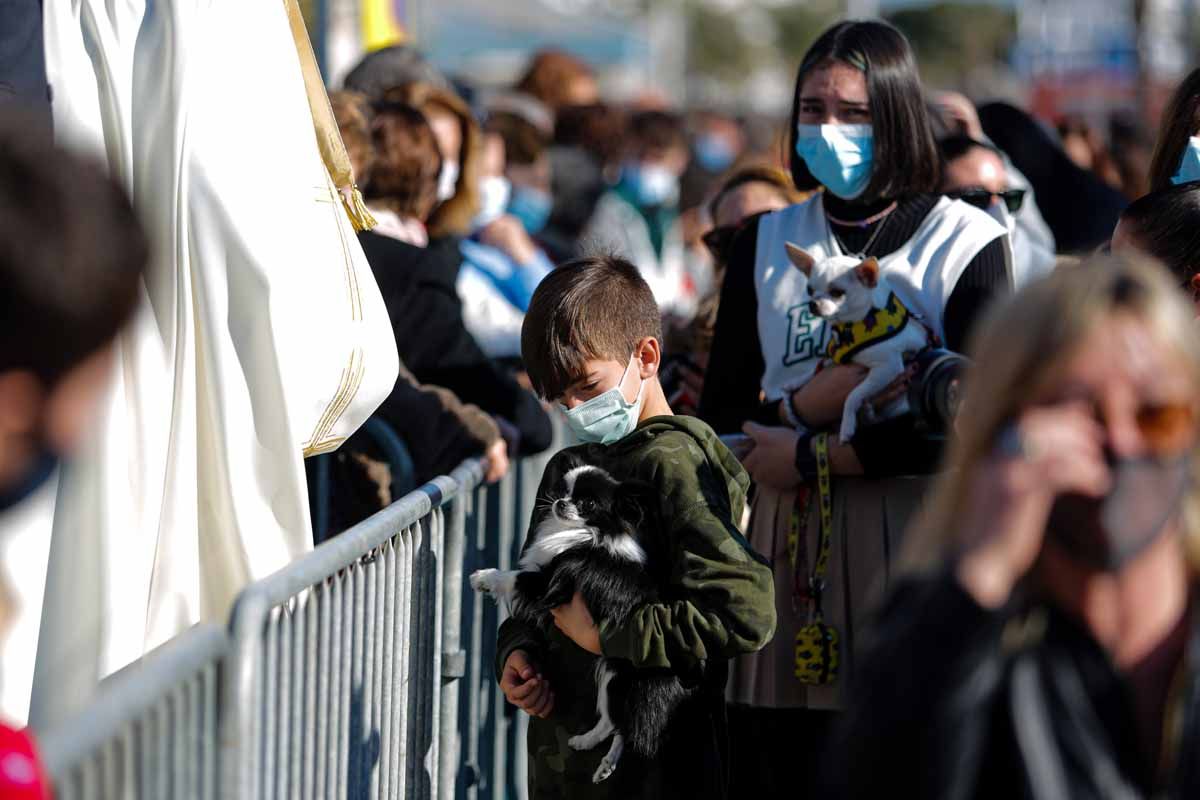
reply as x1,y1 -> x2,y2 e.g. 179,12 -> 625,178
794,123 -> 874,200
1170,136 -> 1200,186
621,162 -> 680,208
694,134 -> 736,173
561,356 -> 646,445
508,185 -> 553,235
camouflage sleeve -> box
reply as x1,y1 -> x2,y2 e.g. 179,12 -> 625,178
597,457 -> 777,672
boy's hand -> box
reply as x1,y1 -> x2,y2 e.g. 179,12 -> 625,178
501,650 -> 555,718
551,592 -> 602,655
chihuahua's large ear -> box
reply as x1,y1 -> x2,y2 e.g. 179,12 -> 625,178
786,242 -> 815,278
855,257 -> 880,288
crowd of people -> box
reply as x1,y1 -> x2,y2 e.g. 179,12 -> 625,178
7,6 -> 1200,799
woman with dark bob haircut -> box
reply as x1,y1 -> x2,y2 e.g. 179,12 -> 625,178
700,20 -> 1012,793
1147,67 -> 1200,191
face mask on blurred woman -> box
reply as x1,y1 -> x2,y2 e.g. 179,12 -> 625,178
437,160 -> 460,202
1171,136 -> 1200,186
621,162 -> 679,208
795,123 -> 874,200
473,175 -> 511,230
508,185 -> 553,235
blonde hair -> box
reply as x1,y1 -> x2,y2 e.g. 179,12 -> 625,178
902,253 -> 1200,573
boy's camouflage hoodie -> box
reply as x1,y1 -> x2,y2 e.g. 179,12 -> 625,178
495,414 -> 776,800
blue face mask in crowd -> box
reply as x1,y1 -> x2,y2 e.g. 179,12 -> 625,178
621,162 -> 680,208
561,356 -> 646,445
694,134 -> 736,173
794,123 -> 874,200
507,185 -> 553,235
1170,136 -> 1200,186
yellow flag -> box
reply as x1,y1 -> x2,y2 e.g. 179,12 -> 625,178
362,0 -> 408,52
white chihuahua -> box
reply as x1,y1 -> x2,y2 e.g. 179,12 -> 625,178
786,243 -> 929,443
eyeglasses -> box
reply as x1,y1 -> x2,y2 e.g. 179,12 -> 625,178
947,187 -> 1027,214
702,224 -> 739,261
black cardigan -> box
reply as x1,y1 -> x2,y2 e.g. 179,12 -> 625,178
358,231 -> 553,456
698,193 -> 1010,476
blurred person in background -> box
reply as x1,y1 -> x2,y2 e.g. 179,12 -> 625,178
355,99 -> 553,459
1058,114 -> 1124,191
0,124 -> 147,797
699,20 -> 1011,798
1111,182 -> 1200,315
457,122 -> 554,360
681,111 -> 746,211
485,100 -> 556,241
829,254 -> 1200,799
540,103 -> 626,261
1109,112 -> 1155,201
940,135 -> 1056,287
1148,67 -> 1200,192
981,102 -> 1127,254
665,166 -> 803,417
583,109 -> 698,319
931,91 -> 1058,275
341,43 -> 450,100
514,49 -> 599,114
313,92 -> 507,534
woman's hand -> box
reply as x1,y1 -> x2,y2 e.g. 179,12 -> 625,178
741,422 -> 802,490
956,403 -> 1110,608
484,438 -> 509,484
552,592 -> 602,655
480,214 -> 539,266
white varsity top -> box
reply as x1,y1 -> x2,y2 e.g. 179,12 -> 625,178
754,193 -> 1011,402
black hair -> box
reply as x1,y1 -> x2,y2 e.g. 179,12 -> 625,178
938,134 -> 1003,165
521,256 -> 662,401
1118,182 -> 1200,284
0,119 -> 147,384
787,19 -> 940,201
628,110 -> 687,157
1149,68 -> 1200,192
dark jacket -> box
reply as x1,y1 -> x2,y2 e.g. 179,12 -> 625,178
495,415 -> 776,800
358,230 -> 553,455
826,571 -> 1200,799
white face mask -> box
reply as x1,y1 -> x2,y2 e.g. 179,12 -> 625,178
437,160 -> 460,202
986,199 -> 1016,236
473,175 -> 512,230
560,356 -> 646,445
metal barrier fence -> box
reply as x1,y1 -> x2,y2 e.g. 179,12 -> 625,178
36,623 -> 226,799
35,442 -> 555,799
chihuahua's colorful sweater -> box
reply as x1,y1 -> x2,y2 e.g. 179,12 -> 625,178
826,292 -> 913,365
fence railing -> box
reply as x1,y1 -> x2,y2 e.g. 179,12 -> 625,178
34,437 -> 558,799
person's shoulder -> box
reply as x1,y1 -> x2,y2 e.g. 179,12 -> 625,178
925,194 -> 1006,240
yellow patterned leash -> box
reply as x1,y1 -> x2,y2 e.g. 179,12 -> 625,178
794,433 -> 840,684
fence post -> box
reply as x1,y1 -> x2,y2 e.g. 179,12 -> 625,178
438,468 -> 470,800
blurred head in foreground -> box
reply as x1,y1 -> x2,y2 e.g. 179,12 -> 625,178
0,121 -> 147,505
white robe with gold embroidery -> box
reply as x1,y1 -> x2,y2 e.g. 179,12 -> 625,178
28,0 -> 397,728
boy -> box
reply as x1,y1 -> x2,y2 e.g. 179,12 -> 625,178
496,256 -> 776,799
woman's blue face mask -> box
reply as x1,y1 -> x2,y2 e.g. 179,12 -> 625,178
507,185 -> 553,235
794,123 -> 874,200
1170,136 -> 1200,186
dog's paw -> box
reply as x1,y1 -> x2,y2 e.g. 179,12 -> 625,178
592,757 -> 617,784
568,729 -> 608,751
838,415 -> 858,445
469,569 -> 497,593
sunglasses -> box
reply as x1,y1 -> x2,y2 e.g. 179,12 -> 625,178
1135,401 -> 1198,455
702,225 -> 738,261
948,187 -> 1027,214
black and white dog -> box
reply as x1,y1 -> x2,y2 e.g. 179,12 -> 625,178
469,459 -> 694,783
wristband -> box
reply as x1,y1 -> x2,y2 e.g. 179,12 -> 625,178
793,432 -> 819,481
781,389 -> 810,433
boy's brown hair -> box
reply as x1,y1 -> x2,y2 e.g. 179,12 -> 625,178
521,256 -> 662,401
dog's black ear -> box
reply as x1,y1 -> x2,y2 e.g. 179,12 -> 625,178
615,479 -> 654,525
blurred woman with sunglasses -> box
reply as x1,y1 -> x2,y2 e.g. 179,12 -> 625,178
829,253 -> 1200,798
940,135 -> 1057,288
1111,181 -> 1200,315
